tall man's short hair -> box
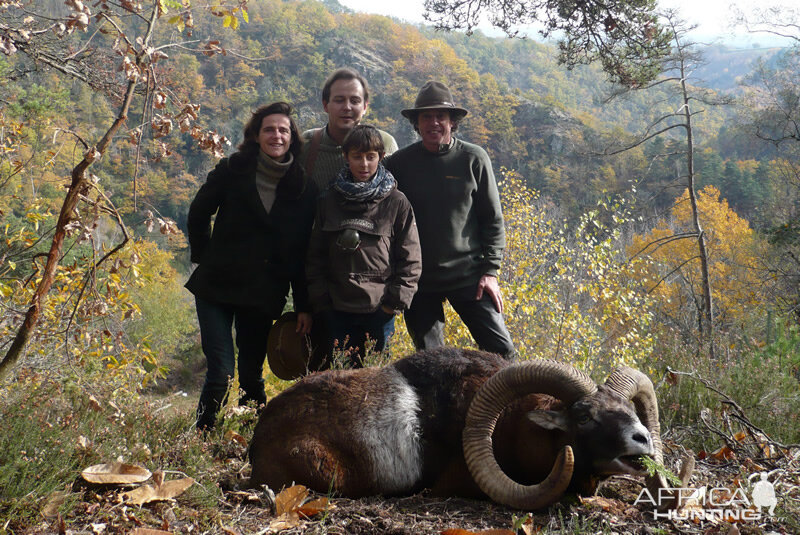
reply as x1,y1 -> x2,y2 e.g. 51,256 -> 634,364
321,67 -> 370,104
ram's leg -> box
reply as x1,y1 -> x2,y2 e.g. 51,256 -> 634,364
253,438 -> 360,493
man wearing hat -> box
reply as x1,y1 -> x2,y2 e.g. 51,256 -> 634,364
383,81 -> 515,360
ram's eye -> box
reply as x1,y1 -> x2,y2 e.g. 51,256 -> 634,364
577,413 -> 592,425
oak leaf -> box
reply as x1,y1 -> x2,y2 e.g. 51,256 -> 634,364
579,495 -> 624,513
82,462 -> 151,485
296,497 -> 334,518
275,485 -> 308,516
41,490 -> 68,519
122,476 -> 195,505
441,530 -> 515,535
709,445 -> 735,461
223,430 -> 247,448
267,513 -> 302,532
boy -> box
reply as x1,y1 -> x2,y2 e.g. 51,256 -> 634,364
306,125 -> 421,366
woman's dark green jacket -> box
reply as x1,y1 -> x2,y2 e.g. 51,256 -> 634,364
185,152 -> 317,317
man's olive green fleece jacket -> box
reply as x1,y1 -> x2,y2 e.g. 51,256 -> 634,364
383,138 -> 505,293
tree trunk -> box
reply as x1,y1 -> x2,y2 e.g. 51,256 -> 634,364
679,55 -> 715,358
0,78 -> 138,381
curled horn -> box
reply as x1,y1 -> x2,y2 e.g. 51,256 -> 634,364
463,359 -> 597,510
604,367 -> 691,510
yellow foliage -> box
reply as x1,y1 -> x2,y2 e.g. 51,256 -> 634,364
401,170 -> 656,374
629,186 -> 763,328
0,204 -> 168,388
501,171 -> 656,373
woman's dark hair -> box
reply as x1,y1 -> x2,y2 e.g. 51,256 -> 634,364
237,102 -> 303,160
342,124 -> 385,155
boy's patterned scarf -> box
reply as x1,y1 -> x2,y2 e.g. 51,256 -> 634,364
332,163 -> 395,203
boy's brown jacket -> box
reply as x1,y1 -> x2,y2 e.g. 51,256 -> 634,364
306,184 -> 421,314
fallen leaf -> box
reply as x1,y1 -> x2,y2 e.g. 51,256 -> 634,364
224,430 -> 248,448
274,485 -> 309,516
666,371 -> 678,385
126,510 -> 143,526
709,445 -> 735,461
87,394 -> 102,411
519,519 -> 542,535
743,458 -> 766,473
752,432 -> 777,458
297,497 -> 335,518
41,490 -> 67,519
123,477 -> 195,505
680,486 -> 706,513
161,510 -> 174,530
441,530 -> 515,535
268,512 -> 302,532
130,530 -> 172,535
82,462 -> 151,485
579,495 -> 622,512
221,526 -> 241,535
226,490 -> 261,503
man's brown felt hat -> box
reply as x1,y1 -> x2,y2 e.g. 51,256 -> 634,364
401,81 -> 468,121
267,312 -> 318,380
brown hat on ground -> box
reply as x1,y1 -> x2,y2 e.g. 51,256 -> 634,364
267,312 -> 315,380
401,81 -> 469,121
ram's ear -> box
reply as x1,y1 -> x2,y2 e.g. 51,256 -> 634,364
527,410 -> 569,431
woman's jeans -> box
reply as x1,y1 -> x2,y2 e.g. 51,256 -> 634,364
195,296 -> 273,430
326,308 -> 395,367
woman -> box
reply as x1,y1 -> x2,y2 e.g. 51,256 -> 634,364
185,102 -> 316,430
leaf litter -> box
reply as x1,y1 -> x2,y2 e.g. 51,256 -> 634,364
51,414 -> 800,534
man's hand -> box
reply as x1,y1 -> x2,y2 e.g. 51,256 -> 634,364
476,274 -> 504,314
296,312 -> 313,335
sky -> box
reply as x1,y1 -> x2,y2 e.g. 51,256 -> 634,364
337,0 -> 796,47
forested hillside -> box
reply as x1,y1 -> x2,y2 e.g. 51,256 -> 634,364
3,0 -> 790,231
2,0 -> 800,532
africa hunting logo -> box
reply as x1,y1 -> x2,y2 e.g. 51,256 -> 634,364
635,470 -> 791,522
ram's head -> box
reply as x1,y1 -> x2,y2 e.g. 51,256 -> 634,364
463,360 -> 677,510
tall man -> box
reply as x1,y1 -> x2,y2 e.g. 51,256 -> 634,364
300,67 -> 398,190
383,81 -> 515,359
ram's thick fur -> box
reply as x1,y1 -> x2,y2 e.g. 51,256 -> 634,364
249,347 -> 673,509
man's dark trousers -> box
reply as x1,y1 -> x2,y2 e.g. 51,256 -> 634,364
403,285 -> 516,360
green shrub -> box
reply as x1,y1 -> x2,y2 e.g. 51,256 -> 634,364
0,374 -> 222,529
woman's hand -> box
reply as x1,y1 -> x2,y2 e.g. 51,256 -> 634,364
296,312 -> 313,334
